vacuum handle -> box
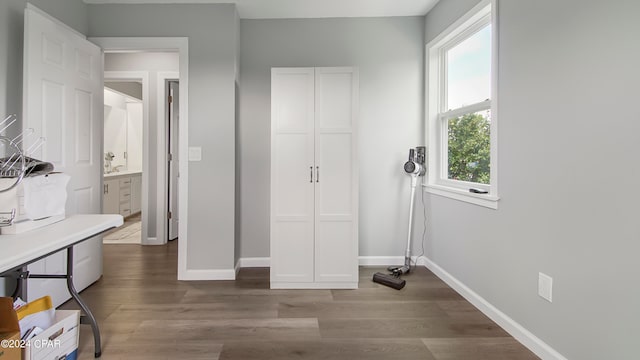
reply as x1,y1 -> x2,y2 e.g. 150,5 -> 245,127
408,148 -> 415,161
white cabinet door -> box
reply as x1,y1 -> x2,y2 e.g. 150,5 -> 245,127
270,68 -> 315,285
102,179 -> 120,215
314,68 -> 359,283
22,5 -> 103,306
131,174 -> 142,214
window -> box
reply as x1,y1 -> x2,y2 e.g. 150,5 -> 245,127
426,0 -> 498,209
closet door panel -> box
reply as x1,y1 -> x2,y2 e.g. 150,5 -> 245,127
316,134 -> 352,213
272,221 -> 314,282
274,136 -> 311,214
314,68 -> 359,283
315,72 -> 353,129
315,221 -> 355,282
270,68 -> 315,285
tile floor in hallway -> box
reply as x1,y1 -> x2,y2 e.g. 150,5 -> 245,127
102,213 -> 141,244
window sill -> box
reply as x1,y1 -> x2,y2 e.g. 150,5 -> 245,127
423,183 -> 499,209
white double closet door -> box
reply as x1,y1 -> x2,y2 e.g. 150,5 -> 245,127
270,67 -> 359,289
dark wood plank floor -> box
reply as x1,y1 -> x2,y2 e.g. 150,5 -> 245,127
60,241 -> 539,359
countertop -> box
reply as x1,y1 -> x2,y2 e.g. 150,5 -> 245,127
104,170 -> 142,179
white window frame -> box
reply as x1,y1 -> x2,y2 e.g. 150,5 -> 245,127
425,0 -> 499,209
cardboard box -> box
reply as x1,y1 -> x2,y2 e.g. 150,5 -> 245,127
0,297 -> 21,360
0,331 -> 20,360
24,310 -> 79,360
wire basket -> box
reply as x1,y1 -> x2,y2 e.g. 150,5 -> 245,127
0,114 -> 46,226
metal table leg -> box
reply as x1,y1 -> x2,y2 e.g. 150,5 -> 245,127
66,247 -> 102,358
8,266 -> 28,300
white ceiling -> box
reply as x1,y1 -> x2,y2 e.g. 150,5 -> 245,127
82,0 -> 441,19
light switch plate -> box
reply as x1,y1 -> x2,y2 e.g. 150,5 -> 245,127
538,272 -> 553,302
188,147 -> 202,161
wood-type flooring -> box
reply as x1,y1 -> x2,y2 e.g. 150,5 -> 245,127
60,241 -> 539,359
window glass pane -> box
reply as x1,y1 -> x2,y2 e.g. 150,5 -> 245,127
446,24 -> 491,110
447,109 -> 491,184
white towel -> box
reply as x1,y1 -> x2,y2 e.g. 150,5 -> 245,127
22,173 -> 70,220
0,178 -> 21,222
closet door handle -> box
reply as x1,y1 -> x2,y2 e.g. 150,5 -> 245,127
310,166 -> 313,183
316,166 -> 319,182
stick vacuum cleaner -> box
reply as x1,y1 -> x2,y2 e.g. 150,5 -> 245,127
373,146 -> 426,290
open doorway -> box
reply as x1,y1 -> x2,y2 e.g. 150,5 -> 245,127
99,51 -> 180,247
102,84 -> 143,244
90,36 -> 189,279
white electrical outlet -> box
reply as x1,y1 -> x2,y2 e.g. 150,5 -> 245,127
538,272 -> 553,302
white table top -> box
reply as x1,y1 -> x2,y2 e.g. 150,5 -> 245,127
0,214 -> 123,274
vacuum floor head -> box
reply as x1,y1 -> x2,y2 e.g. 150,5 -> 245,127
372,272 -> 406,290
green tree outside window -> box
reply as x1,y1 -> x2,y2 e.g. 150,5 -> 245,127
447,112 -> 490,184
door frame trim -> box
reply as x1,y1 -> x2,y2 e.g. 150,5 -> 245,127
90,37 -> 189,279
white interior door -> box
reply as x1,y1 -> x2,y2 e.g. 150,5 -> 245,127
270,68 -> 315,285
168,81 -> 179,240
313,67 -> 359,283
23,5 -> 103,306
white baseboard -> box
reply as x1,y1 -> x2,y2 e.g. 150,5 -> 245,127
234,257 -> 270,276
413,256 -> 429,266
238,257 -> 270,267
420,256 -> 568,360
235,256 -> 426,268
358,256 -> 429,267
180,268 -> 236,280
357,256 -> 403,266
143,237 -> 164,245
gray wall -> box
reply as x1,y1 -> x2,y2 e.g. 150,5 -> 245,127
104,52 -> 179,239
424,0 -> 640,359
0,0 -> 87,132
238,17 -> 425,258
0,0 -> 88,295
89,4 -> 239,271
28,0 -> 88,35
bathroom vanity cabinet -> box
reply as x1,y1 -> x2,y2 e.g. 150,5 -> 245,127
103,172 -> 141,218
